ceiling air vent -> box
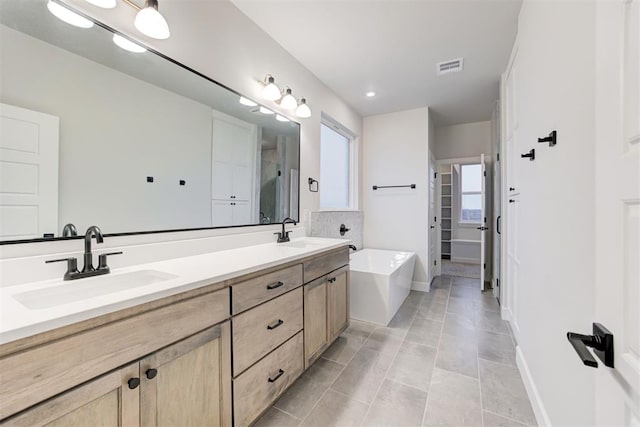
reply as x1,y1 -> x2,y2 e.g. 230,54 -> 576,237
437,58 -> 464,75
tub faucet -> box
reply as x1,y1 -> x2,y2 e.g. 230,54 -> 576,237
83,225 -> 104,272
275,217 -> 297,243
349,245 -> 357,251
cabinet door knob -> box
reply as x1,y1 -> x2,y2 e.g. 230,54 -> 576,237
127,377 -> 140,389
145,368 -> 158,380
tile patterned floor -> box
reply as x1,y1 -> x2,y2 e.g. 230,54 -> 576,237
254,275 -> 537,427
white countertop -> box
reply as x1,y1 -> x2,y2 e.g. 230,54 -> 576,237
0,237 -> 349,346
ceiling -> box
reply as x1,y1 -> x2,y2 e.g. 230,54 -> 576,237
231,0 -> 522,126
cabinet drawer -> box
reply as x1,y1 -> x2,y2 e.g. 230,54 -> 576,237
233,288 -> 302,376
231,264 -> 302,314
233,332 -> 304,427
0,288 -> 229,419
303,247 -> 349,283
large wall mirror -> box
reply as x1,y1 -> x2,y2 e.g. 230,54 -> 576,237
0,0 -> 300,243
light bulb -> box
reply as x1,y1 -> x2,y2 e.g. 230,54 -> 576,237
239,96 -> 257,107
113,34 -> 147,53
295,98 -> 311,118
85,0 -> 116,8
262,75 -> 281,101
276,114 -> 290,122
47,1 -> 94,28
280,88 -> 297,110
259,106 -> 275,115
135,0 -> 170,40
366,91 -> 376,97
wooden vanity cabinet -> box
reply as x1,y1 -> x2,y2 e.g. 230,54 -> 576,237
328,265 -> 350,342
303,276 -> 330,367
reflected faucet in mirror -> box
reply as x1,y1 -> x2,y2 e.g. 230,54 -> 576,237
275,217 -> 297,243
62,223 -> 78,237
45,225 -> 122,280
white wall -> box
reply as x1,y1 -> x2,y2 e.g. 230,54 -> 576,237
501,1 -> 597,425
434,121 -> 492,160
0,0 -> 362,260
362,107 -> 431,289
1,26 -> 212,234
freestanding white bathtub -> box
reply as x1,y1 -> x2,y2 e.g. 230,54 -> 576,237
349,249 -> 416,326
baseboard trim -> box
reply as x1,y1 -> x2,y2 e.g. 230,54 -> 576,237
450,256 -> 481,264
516,345 -> 552,427
412,280 -> 430,292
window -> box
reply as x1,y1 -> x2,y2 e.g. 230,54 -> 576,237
320,122 -> 353,209
460,163 -> 482,223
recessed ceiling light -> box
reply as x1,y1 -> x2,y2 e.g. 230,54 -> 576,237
366,91 -> 376,97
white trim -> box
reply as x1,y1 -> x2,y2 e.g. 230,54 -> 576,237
412,280 -> 431,292
516,346 -> 551,427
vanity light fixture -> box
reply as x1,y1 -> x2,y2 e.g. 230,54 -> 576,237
85,0 -> 116,8
280,88 -> 297,110
239,96 -> 258,107
259,106 -> 275,115
262,75 -> 281,101
295,98 -> 311,118
133,0 -> 171,40
276,114 -> 290,122
112,34 -> 147,53
47,0 -> 94,28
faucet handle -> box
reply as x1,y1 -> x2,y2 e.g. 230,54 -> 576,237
46,257 -> 79,280
98,251 -> 123,271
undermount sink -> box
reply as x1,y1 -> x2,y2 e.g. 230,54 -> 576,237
14,270 -> 179,310
279,240 -> 325,249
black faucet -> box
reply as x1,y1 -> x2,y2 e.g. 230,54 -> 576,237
349,245 -> 357,251
46,225 -> 122,280
83,225 -> 104,272
275,217 -> 297,243
62,223 -> 78,237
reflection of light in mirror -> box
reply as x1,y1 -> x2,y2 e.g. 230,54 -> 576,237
47,1 -> 94,28
85,0 -> 116,8
276,114 -> 290,122
259,106 -> 274,115
239,96 -> 257,107
112,34 -> 147,53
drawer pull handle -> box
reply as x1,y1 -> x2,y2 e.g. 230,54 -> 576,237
267,319 -> 284,330
268,369 -> 285,383
145,368 -> 158,380
267,281 -> 284,290
127,377 -> 140,389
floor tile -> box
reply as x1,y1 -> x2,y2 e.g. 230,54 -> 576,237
388,304 -> 417,331
322,331 -> 367,365
253,407 -> 300,427
429,288 -> 451,304
416,299 -> 447,321
435,333 -> 478,378
423,368 -> 482,426
479,359 -> 536,425
404,290 -> 427,308
431,276 -> 452,290
363,379 -> 428,427
475,308 -> 510,335
442,312 -> 476,339
361,327 -> 405,354
483,410 -> 531,427
346,319 -> 378,339
474,293 -> 501,313
386,340 -> 437,391
405,317 -> 442,347
305,357 -> 344,386
274,372 -> 328,419
446,296 -> 474,315
301,389 -> 369,427
450,285 -> 475,299
477,330 -> 516,366
330,347 -> 393,403
452,276 -> 481,288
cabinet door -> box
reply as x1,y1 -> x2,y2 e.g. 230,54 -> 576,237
212,200 -> 233,227
233,200 -> 251,226
140,322 -> 232,427
303,277 -> 329,368
328,267 -> 350,342
2,363 -> 139,427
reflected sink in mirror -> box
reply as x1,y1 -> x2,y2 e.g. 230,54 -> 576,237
14,270 -> 179,310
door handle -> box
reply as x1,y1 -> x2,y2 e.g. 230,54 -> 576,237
497,216 -> 501,234
566,323 -> 614,368
430,225 -> 435,229
476,227 -> 489,231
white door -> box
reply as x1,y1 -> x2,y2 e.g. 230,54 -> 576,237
594,0 -> 640,423
428,155 -> 437,282
0,103 -> 59,240
479,153 -> 487,291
